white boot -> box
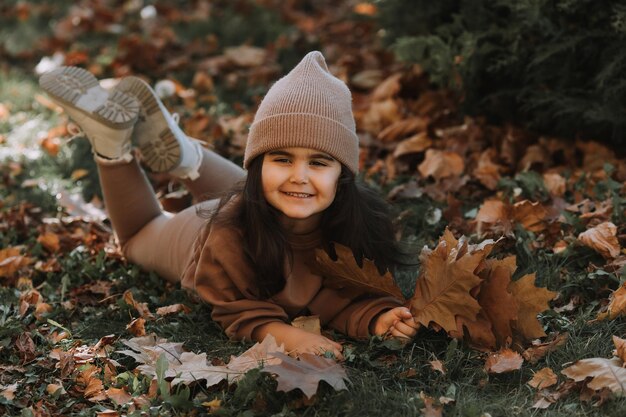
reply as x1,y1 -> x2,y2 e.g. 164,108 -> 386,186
38,67 -> 139,162
114,76 -> 203,180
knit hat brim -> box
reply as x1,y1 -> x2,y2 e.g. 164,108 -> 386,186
244,113 -> 359,173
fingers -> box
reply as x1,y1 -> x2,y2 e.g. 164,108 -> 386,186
392,320 -> 418,338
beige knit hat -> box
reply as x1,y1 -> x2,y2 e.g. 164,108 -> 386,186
244,51 -> 359,173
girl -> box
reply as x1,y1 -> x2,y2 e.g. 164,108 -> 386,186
39,51 -> 420,359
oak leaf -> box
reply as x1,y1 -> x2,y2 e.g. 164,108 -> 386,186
263,351 -> 348,399
528,367 -> 558,389
0,247 -> 33,278
123,290 -> 155,320
508,274 -> 557,341
484,348 -> 523,374
106,387 -> 132,405
473,149 -> 502,190
392,132 -> 433,158
562,357 -> 626,394
522,333 -> 569,364
578,222 -> 621,259
512,200 -> 548,233
309,243 -> 404,299
37,231 -> 60,252
409,232 -> 483,333
597,282 -> 626,320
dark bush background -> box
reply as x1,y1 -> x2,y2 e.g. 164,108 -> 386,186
378,0 -> 626,146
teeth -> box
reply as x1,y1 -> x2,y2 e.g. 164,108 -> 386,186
284,192 -> 311,198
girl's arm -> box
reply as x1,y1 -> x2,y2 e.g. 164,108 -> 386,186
370,307 -> 421,339
253,321 -> 344,359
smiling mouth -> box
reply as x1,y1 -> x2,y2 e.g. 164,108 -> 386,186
282,191 -> 313,198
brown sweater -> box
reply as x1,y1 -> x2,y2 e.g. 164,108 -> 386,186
180,218 -> 402,341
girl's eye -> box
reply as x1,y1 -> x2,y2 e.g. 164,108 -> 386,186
310,160 -> 328,167
274,158 -> 291,163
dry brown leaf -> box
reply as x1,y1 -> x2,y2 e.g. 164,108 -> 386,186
78,365 -> 107,402
418,149 -> 464,180
578,222 -> 621,259
309,243 -> 404,299
46,381 -> 66,396
528,367 -> 558,389
474,199 -> 513,236
451,314 -> 496,351
419,392 -> 443,417
409,231 -> 483,332
0,383 -> 18,400
291,315 -> 321,335
224,45 -> 266,67
359,98 -> 401,134
37,231 -> 60,252
508,274 -> 557,341
522,333 -> 569,364
96,410 -> 119,417
126,317 -> 146,337
473,149 -> 502,190
263,351 -> 349,399
106,387 -> 132,406
429,360 -> 445,374
484,348 -> 523,374
597,282 -> 626,320
371,73 -> 402,101
477,259 -> 519,347
378,117 -> 429,142
0,247 -> 33,278
226,334 -> 285,377
512,200 -> 548,233
123,290 -> 155,319
392,132 -> 433,158
156,304 -> 191,316
543,172 -> 566,197
612,336 -> 626,363
562,357 -> 626,394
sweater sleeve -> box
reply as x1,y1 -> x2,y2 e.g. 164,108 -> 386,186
181,225 -> 288,341
308,287 -> 403,339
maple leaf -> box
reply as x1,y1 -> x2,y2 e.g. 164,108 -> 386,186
528,367 -> 558,389
562,357 -> 626,394
577,222 -> 621,259
597,282 -> 626,320
262,351 -> 349,399
409,233 -> 483,333
484,348 -> 523,374
508,274 -> 557,341
522,333 -> 569,364
309,243 -> 404,299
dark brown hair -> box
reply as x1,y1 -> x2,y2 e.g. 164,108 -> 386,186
203,155 -> 411,298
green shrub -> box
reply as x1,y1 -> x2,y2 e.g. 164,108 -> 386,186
378,0 -> 626,144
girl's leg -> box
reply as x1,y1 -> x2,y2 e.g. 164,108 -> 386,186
98,157 -> 214,283
179,147 -> 246,201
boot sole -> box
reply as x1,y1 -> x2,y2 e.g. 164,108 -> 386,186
39,67 -> 139,129
115,76 -> 181,173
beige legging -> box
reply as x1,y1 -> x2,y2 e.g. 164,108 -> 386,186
97,148 -> 246,282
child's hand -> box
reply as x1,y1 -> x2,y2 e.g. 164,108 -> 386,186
287,331 -> 344,360
371,307 -> 421,339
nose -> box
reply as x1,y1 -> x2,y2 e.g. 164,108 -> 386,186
289,162 -> 309,184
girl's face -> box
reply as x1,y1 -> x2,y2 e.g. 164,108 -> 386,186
262,147 -> 341,227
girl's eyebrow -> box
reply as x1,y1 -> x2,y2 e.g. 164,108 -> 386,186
267,150 -> 335,161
